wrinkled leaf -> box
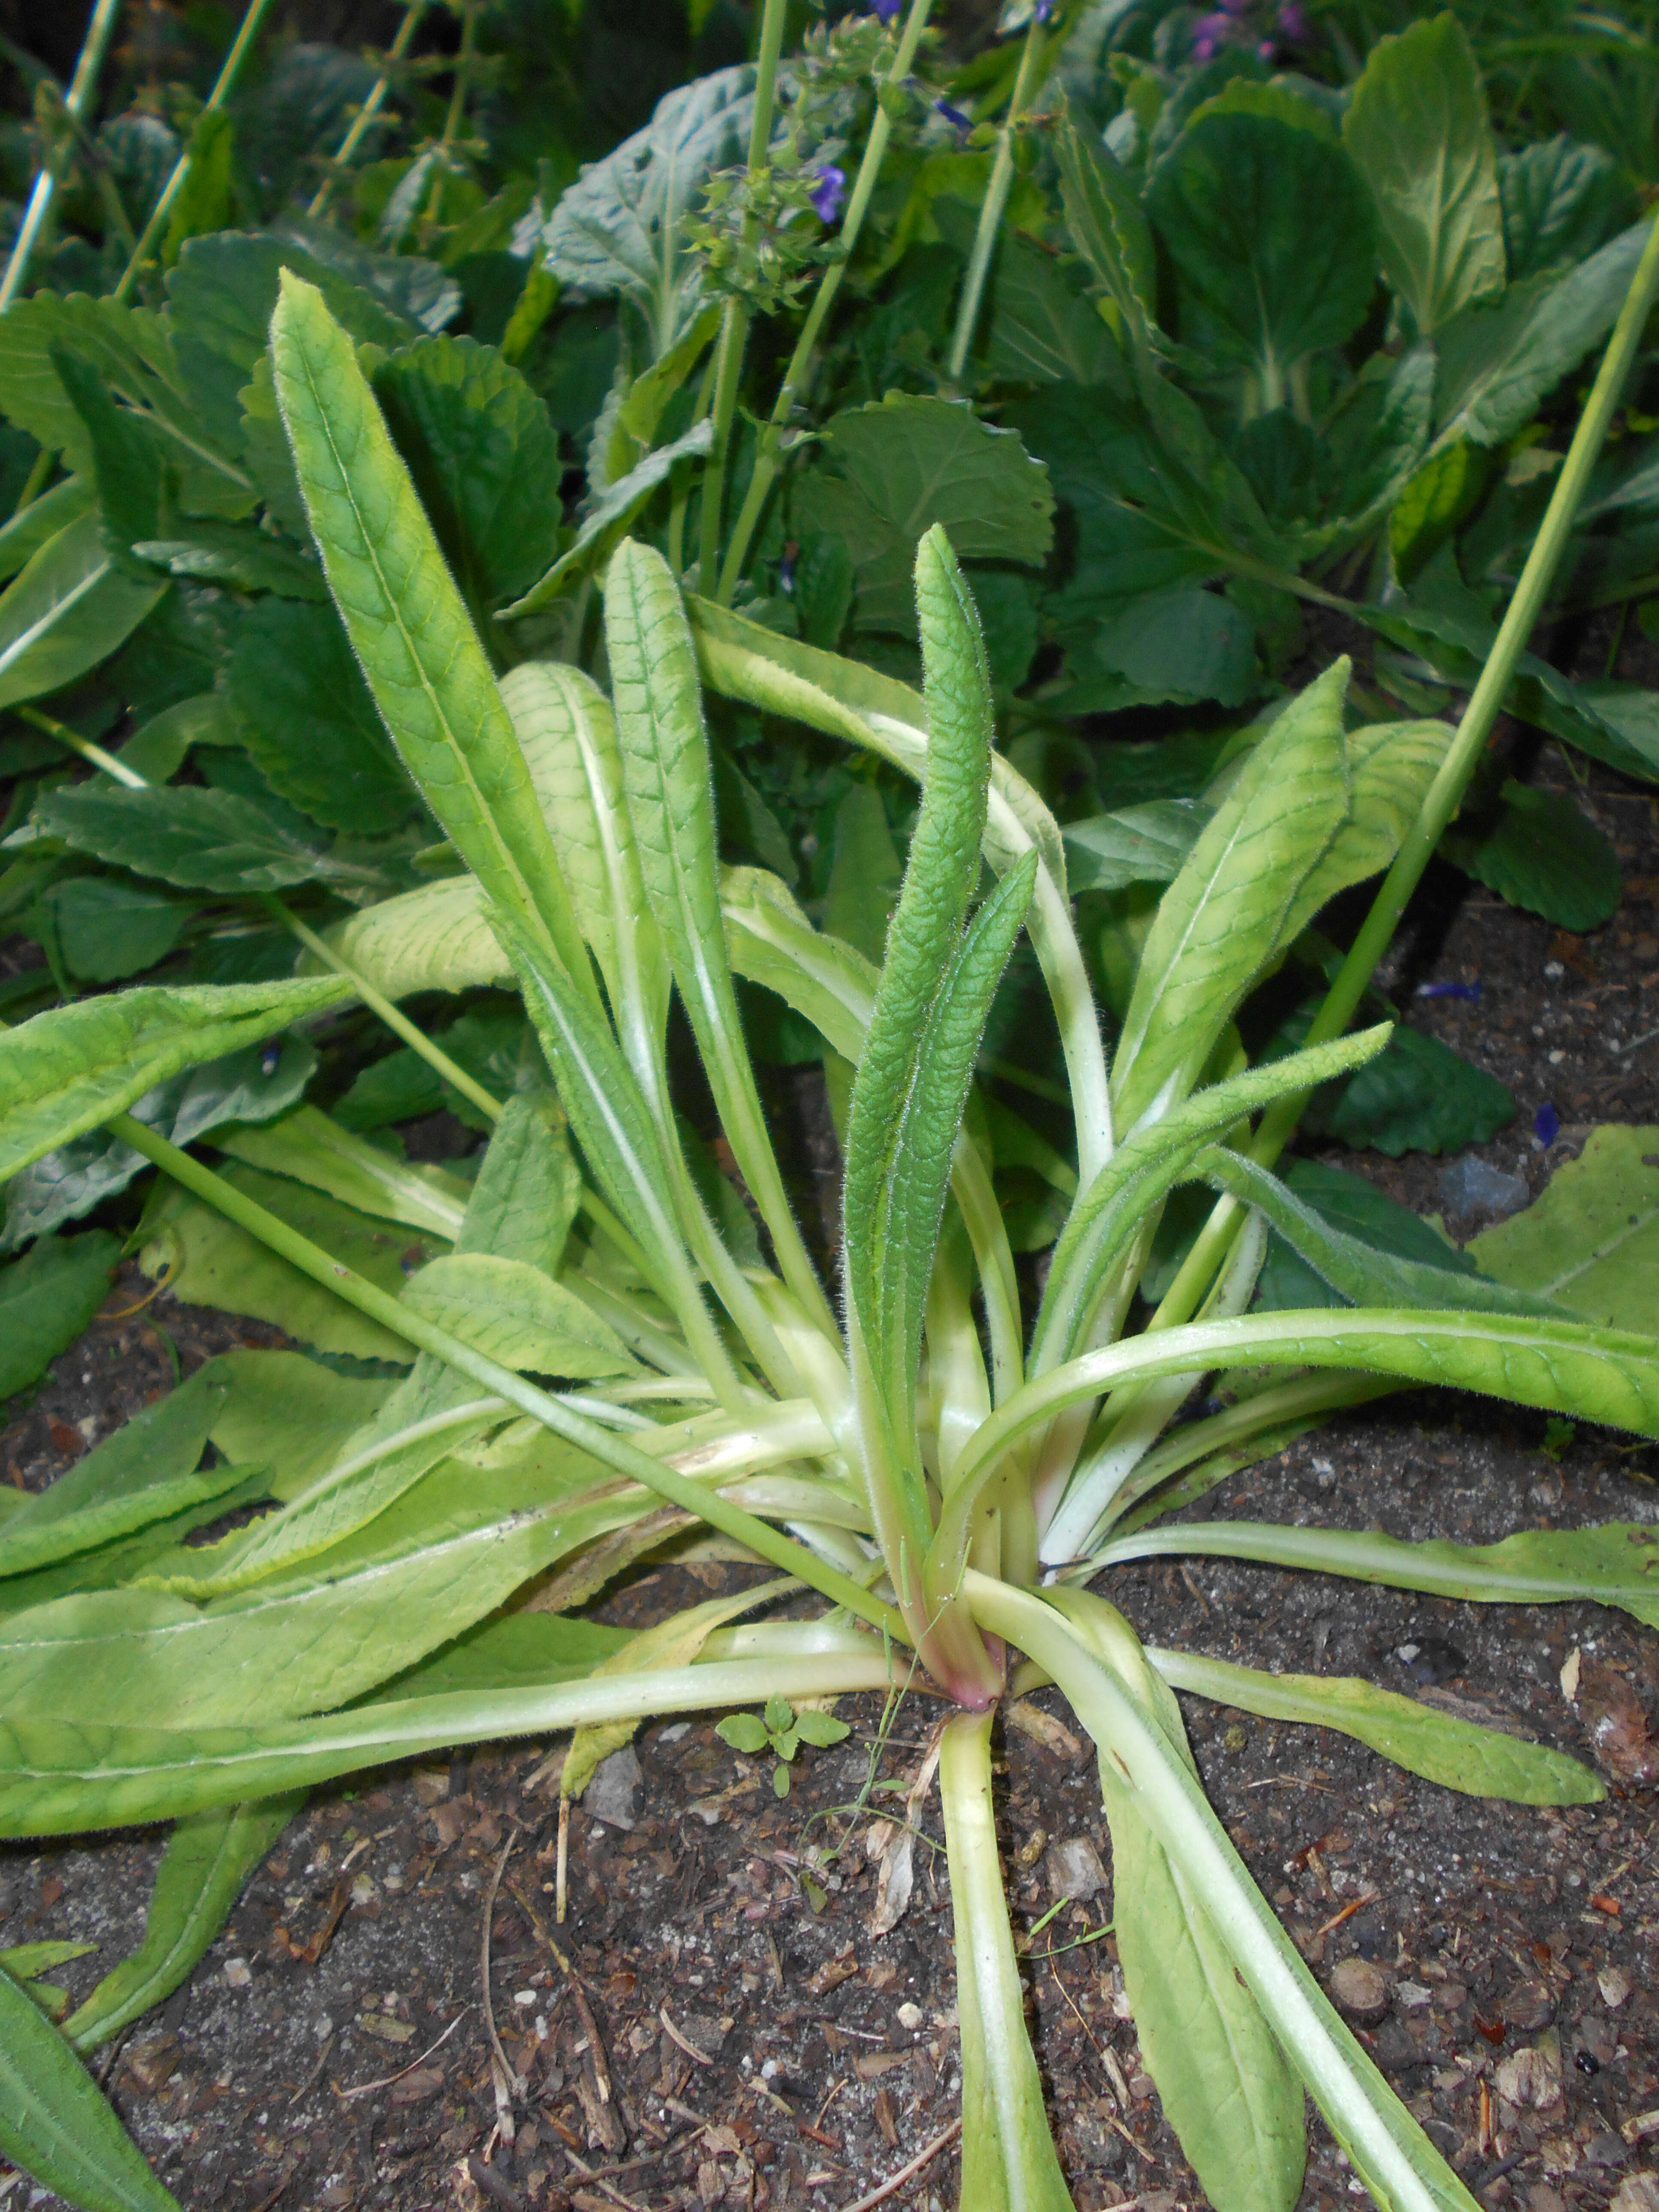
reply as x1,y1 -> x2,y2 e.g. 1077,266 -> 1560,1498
1341,13 -> 1505,334
0,1231 -> 121,1407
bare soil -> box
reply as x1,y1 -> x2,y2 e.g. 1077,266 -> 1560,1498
4,640 -> 1659,2212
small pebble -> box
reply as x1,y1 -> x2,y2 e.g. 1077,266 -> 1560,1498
224,1958 -> 252,1989
1328,1957 -> 1389,2023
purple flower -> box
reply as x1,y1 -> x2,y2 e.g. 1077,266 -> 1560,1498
1220,0 -> 1252,15
1415,979 -> 1482,1003
934,97 -> 972,140
809,164 -> 846,223
1193,37 -> 1215,58
1194,9 -> 1233,38
1535,1101 -> 1561,1148
870,0 -> 901,19
1258,36 -> 1276,57
1276,0 -> 1308,38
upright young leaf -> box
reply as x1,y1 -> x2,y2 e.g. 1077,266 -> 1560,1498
1111,665 -> 1349,1133
498,661 -> 670,1051
268,272 -> 594,996
603,539 -> 834,1336
1342,13 -> 1506,335
0,1962 -> 180,2212
1054,109 -> 1158,337
843,529 -> 1038,1496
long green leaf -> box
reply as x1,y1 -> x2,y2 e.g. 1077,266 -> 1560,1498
0,1369 -> 232,1581
1050,1594 -> 1304,2212
0,1651 -> 900,1837
1112,665 -> 1350,1134
0,978 -> 347,1180
1193,1148 -> 1568,1318
686,591 -> 1115,1182
0,1471 -> 633,1729
0,1962 -> 180,2211
64,1797 -> 302,2052
211,1105 -> 470,1241
268,270 -> 594,993
968,1576 -> 1481,2212
960,1306 -> 1659,1565
1104,1518 -> 1659,1632
1030,1027 -> 1393,1376
1150,1648 -> 1602,1805
603,539 -> 833,1336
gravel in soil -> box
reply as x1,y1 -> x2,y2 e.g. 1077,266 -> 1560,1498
6,750 -> 1659,2210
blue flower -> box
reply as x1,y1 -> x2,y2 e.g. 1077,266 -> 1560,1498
870,0 -> 901,20
809,164 -> 847,223
1534,1101 -> 1561,1148
934,97 -> 972,140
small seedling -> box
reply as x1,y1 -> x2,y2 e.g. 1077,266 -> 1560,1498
717,1694 -> 851,1797
1543,1418 -> 1577,1462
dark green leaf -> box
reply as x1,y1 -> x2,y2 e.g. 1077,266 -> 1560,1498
1054,111 -> 1158,337
165,231 -> 419,459
1500,136 -> 1637,282
984,236 -> 1115,386
538,67 -> 755,358
1092,589 -> 1257,706
1340,12 -> 1504,334
226,599 -> 413,835
1254,1159 -> 1477,1313
36,877 -> 196,983
30,783 -> 343,893
0,509 -> 167,712
1146,114 -> 1376,389
1307,1020 -> 1515,1158
51,347 -> 168,566
162,109 -> 236,265
3,1034 -> 317,1246
373,335 -> 562,618
793,395 -> 1052,637
1440,778 -> 1620,930
0,1231 -> 120,1404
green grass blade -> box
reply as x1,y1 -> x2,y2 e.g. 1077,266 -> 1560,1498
269,271 -> 594,996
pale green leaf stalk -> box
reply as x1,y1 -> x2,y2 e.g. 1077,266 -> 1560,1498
940,1711 -> 1079,2212
270,272 -> 597,1000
